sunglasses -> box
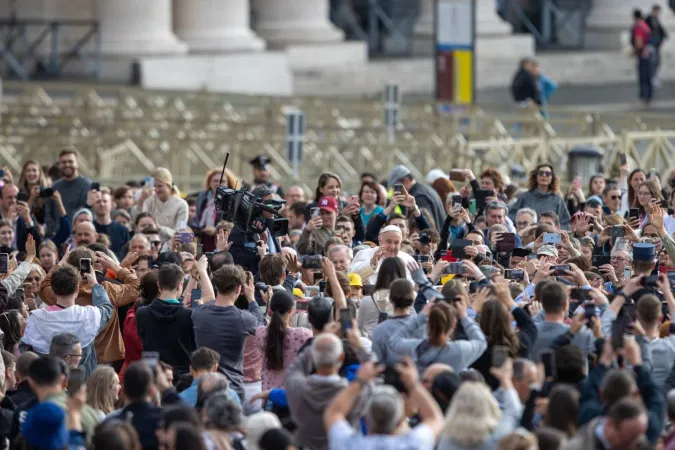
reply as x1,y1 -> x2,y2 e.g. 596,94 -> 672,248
537,170 -> 553,177
609,194 -> 622,200
151,241 -> 161,247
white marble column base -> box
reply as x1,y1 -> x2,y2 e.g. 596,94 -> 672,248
177,29 -> 265,53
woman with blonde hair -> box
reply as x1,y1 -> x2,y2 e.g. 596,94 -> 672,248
87,365 -> 121,419
438,360 -> 521,450
508,163 -> 570,229
18,160 -> 50,225
37,240 -> 59,274
191,168 -> 237,252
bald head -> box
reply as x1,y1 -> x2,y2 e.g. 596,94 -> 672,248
199,372 -> 229,396
422,363 -> 453,390
311,333 -> 343,370
74,221 -> 97,246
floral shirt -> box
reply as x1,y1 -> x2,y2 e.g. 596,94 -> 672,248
255,326 -> 313,390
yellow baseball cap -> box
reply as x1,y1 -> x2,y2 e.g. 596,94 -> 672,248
440,274 -> 455,285
348,273 -> 363,287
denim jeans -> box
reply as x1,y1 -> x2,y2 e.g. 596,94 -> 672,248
637,56 -> 653,101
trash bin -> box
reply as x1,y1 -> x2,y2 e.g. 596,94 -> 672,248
568,146 -> 604,184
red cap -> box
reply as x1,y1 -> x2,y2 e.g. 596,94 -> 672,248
318,196 -> 338,213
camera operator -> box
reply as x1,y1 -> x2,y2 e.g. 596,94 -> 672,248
228,186 -> 282,275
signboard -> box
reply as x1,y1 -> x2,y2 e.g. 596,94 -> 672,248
435,0 -> 476,106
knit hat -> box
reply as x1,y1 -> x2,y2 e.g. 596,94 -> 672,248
21,402 -> 68,450
71,207 -> 93,225
154,167 -> 173,187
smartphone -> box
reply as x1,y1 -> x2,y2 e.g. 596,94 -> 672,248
629,208 -> 640,220
0,254 -> 8,274
608,225 -> 625,238
619,152 -> 627,166
552,264 -> 570,276
641,275 -> 659,287
319,280 -> 327,293
624,266 -> 631,280
448,169 -> 466,182
611,316 -> 628,349
450,239 -> 472,259
496,233 -> 516,253
450,194 -> 462,206
393,184 -> 403,194
504,269 -> 524,281
584,303 -> 596,320
142,351 -> 160,368
475,189 -> 494,209
543,232 -> 562,245
492,345 -> 508,368
468,199 -> 476,216
540,349 -> 556,379
79,258 -> 92,277
444,262 -> 465,275
414,254 -> 431,263
339,308 -> 352,335
363,285 -> 375,296
67,368 -> 86,397
302,255 -> 322,270
176,232 -> 195,244
191,288 -> 202,308
39,187 -> 54,198
383,366 -> 406,393
570,288 -> 592,301
0,169 -> 4,178
90,182 -> 100,192
197,244 -> 203,259
592,255 -> 611,267
350,195 -> 359,204
512,248 -> 531,258
310,207 -> 321,219
17,192 -> 29,203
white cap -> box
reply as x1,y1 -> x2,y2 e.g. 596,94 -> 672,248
379,225 -> 402,235
426,168 -> 449,184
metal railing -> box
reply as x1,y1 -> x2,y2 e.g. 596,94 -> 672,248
1,84 -> 674,193
0,18 -> 101,80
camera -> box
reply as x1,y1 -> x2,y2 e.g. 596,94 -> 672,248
419,232 -> 431,245
214,153 -> 288,236
302,255 -> 322,270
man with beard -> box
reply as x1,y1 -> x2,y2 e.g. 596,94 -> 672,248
51,148 -> 91,219
349,225 -> 416,284
73,222 -> 98,247
248,155 -> 284,198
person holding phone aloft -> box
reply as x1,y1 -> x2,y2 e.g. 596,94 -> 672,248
508,164 -> 571,230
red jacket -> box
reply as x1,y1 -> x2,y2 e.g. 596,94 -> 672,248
123,307 -> 143,365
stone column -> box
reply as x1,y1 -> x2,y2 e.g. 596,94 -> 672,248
94,0 -> 187,55
250,0 -> 344,49
586,1 -> 675,50
173,0 -> 265,53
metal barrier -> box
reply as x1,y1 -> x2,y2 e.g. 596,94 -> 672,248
1,84 -> 674,193
502,0 -> 591,49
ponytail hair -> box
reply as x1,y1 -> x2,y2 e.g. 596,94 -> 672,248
428,302 -> 456,347
265,291 -> 295,371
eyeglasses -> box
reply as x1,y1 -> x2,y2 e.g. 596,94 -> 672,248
609,195 -> 622,200
611,256 -> 628,263
66,354 -> 83,359
537,170 -> 553,177
151,241 -> 161,247
516,221 -> 531,228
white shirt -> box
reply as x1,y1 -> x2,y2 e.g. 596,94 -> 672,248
349,246 -> 416,285
329,420 -> 435,450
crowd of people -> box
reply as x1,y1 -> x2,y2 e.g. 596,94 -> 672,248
3,148 -> 675,450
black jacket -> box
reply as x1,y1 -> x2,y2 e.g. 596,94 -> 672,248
135,299 -> 196,377
5,381 -> 34,411
0,396 -> 14,450
511,68 -> 541,105
114,402 -> 161,450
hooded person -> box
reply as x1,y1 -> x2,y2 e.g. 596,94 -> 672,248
20,265 -> 112,378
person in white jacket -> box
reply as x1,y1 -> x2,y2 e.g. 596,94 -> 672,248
349,225 -> 416,285
20,264 -> 112,378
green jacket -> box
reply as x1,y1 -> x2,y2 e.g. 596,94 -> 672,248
45,392 -> 100,437
296,227 -> 333,256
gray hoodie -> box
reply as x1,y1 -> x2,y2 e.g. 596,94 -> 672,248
285,346 -> 371,450
390,314 -> 487,374
508,190 -> 571,229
